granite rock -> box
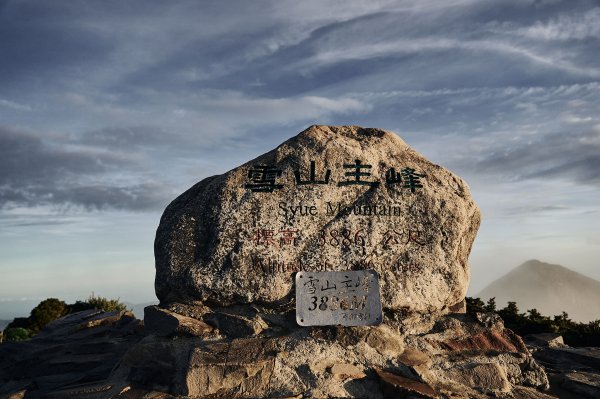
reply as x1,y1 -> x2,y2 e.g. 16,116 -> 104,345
364,324 -> 404,356
203,311 -> 267,338
559,371 -> 600,398
0,310 -> 561,399
446,362 -> 511,394
143,305 -> 213,337
375,368 -> 439,398
0,310 -> 144,399
155,125 -> 480,316
329,363 -> 366,380
398,347 -> 431,367
524,333 -> 565,348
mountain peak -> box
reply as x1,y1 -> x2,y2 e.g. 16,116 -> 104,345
477,261 -> 600,322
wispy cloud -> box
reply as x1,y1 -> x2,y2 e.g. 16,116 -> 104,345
516,7 -> 600,41
1,0 -> 599,211
0,99 -> 32,111
0,126 -> 174,211
458,128 -> 600,186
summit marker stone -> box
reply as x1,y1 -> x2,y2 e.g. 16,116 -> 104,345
3,127 -> 559,399
154,125 -> 480,317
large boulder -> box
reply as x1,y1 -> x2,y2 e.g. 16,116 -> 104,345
154,125 -> 480,315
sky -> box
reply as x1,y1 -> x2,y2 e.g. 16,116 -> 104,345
1,0 -> 599,317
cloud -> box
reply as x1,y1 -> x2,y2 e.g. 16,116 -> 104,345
40,183 -> 170,211
291,37 -> 600,79
0,126 -> 110,184
1,0 -> 599,214
516,7 -> 600,41
0,126 -> 173,211
0,89 -> 372,214
0,99 -> 32,111
500,204 -> 570,217
2,0 -> 598,124
53,90 -> 372,144
194,92 -> 370,123
78,126 -> 176,150
462,129 -> 600,186
0,1 -> 115,91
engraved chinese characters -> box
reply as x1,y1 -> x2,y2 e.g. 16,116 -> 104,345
244,159 -> 425,191
296,270 -> 382,326
154,125 -> 480,316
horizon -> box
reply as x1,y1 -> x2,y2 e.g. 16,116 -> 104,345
0,258 -> 596,321
1,1 -> 599,319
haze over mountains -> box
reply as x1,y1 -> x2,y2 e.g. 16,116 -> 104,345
0,300 -> 157,322
477,260 -> 600,323
2,260 -> 598,324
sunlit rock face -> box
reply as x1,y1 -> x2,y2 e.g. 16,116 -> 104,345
154,125 -> 480,315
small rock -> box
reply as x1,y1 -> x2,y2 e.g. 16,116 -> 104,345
475,312 -> 503,328
511,386 -> 559,399
34,309 -> 103,338
365,324 -> 404,356
398,347 -> 431,367
0,380 -> 32,398
440,328 -> 529,353
448,299 -> 466,314
117,386 -> 177,398
519,356 -> 550,390
83,310 -> 135,328
185,338 -> 276,397
164,301 -> 211,320
560,371 -> 600,398
332,326 -> 370,347
376,368 -> 438,398
329,363 -> 366,380
41,381 -> 118,399
203,312 -> 267,338
546,347 -> 600,369
309,359 -> 331,375
3,390 -> 26,399
447,362 -> 511,393
144,305 -> 213,337
525,333 -> 565,348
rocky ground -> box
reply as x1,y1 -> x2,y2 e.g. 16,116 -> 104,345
1,306 -> 598,398
0,309 -> 143,399
523,333 -> 600,398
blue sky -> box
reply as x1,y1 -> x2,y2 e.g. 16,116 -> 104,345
1,0 -> 599,316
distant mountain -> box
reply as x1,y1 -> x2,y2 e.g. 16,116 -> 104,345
477,260 -> 600,322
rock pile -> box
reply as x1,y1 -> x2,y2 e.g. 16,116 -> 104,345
525,333 -> 600,398
1,309 -> 574,398
3,126 -> 593,398
0,309 -> 143,398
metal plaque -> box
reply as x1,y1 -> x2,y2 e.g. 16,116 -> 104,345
295,270 -> 382,326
